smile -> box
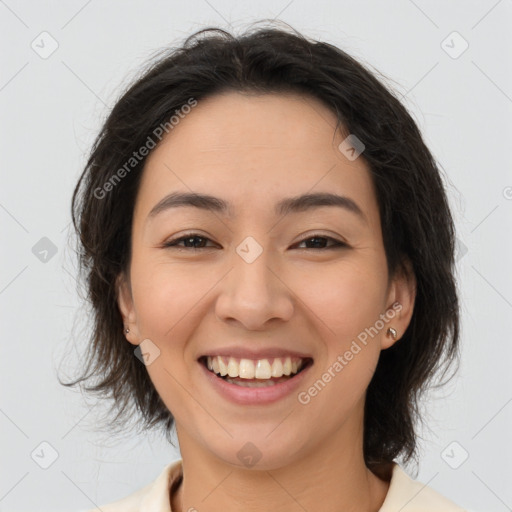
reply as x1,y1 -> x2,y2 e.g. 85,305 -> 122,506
199,355 -> 313,388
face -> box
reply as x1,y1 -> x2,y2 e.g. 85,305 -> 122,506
118,91 -> 415,470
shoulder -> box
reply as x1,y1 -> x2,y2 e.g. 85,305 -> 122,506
378,463 -> 467,512
79,459 -> 182,512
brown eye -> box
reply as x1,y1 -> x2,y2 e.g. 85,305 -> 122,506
294,236 -> 346,250
162,233 -> 346,251
163,234 -> 216,249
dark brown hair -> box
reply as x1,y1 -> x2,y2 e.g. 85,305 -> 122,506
60,22 -> 460,477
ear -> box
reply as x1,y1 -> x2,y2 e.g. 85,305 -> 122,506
116,272 -> 141,346
381,257 -> 416,350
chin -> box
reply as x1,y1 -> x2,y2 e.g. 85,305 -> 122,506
203,431 -> 308,471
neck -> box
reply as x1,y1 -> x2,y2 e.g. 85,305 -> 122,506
171,416 -> 391,512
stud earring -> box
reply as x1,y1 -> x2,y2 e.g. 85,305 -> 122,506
125,327 -> 130,334
387,327 -> 398,340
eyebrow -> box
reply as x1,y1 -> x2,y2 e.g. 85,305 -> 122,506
147,191 -> 366,223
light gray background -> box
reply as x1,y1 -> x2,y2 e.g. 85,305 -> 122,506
1,1 -> 511,511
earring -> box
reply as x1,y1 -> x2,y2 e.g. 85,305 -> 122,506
125,327 -> 130,334
387,327 -> 398,340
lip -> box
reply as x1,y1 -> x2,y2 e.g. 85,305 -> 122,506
199,357 -> 314,405
197,347 -> 312,360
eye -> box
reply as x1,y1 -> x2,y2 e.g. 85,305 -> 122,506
162,233 -> 217,250
293,235 -> 346,250
162,233 -> 346,250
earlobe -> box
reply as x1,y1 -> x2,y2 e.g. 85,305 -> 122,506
381,258 -> 416,350
116,273 -> 140,345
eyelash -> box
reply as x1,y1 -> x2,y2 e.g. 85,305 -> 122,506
162,233 -> 347,251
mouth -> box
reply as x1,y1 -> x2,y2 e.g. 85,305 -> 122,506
198,355 -> 314,388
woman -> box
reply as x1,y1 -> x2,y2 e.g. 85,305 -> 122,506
63,23 -> 465,511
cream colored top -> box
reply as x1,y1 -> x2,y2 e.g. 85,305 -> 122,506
83,459 -> 467,511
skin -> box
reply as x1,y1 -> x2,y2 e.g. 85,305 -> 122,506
117,91 -> 416,512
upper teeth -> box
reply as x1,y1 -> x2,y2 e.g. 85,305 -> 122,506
206,356 -> 305,379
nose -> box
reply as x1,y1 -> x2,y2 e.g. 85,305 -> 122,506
215,242 -> 294,330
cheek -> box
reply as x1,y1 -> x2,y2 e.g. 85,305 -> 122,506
130,258 -> 209,340
128,259 -> 212,414
290,258 -> 387,405
291,258 -> 388,342
128,257 -> 220,390
294,264 -> 384,421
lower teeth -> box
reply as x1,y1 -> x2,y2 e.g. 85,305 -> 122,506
223,375 -> 292,387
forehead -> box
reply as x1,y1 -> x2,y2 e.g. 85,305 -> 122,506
135,91 -> 379,226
